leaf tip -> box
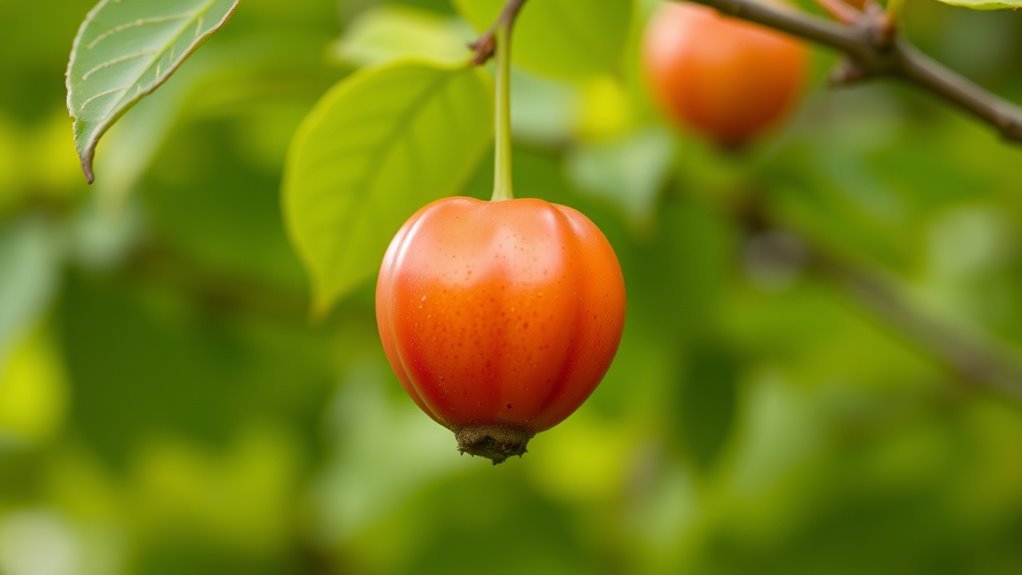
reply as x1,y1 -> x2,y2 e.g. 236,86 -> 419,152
70,110 -> 96,184
80,155 -> 95,185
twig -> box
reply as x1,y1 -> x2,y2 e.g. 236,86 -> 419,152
812,252 -> 1022,402
682,0 -> 1022,144
469,0 -> 528,66
733,194 -> 1022,402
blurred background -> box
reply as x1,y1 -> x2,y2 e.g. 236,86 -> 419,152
3,0 -> 1022,573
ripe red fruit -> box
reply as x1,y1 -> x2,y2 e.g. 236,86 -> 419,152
376,197 -> 626,464
642,3 -> 807,148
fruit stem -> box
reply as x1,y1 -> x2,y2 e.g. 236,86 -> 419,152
490,13 -> 515,202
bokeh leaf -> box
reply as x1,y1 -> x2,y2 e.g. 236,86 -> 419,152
931,0 -> 1022,9
567,126 -> 675,230
332,5 -> 470,67
0,329 -> 67,447
675,341 -> 741,474
66,0 -> 239,183
57,270 -> 336,465
284,61 -> 492,314
452,0 -> 632,80
0,218 -> 61,366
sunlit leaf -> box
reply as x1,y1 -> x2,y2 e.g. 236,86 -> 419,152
0,330 -> 67,446
284,61 -> 493,314
0,219 -> 60,366
931,0 -> 1022,8
66,0 -> 239,183
332,5 -> 471,67
452,0 -> 632,80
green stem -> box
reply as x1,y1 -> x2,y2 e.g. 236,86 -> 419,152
490,16 -> 514,202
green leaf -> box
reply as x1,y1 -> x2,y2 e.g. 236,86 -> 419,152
931,0 -> 1021,8
675,341 -> 741,474
284,61 -> 493,315
0,218 -> 61,367
567,126 -> 675,230
452,0 -> 632,80
58,271 -> 336,464
332,5 -> 471,67
66,0 -> 239,183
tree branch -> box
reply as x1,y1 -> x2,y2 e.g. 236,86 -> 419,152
734,197 -> 1022,403
812,251 -> 1022,402
682,0 -> 1022,144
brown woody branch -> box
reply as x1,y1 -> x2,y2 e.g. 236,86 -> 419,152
469,0 -> 1022,401
682,0 -> 1022,144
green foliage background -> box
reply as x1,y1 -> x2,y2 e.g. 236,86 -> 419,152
3,0 -> 1022,573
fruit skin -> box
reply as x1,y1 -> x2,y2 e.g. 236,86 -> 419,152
376,196 -> 626,463
642,3 -> 807,148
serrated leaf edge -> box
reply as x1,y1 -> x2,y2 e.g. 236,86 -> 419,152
65,0 -> 240,183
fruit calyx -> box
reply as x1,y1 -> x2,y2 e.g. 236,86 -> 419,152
455,424 -> 534,465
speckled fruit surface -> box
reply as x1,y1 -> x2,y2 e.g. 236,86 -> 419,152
376,196 -> 626,461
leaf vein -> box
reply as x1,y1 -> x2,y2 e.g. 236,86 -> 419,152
80,85 -> 129,112
86,12 -> 195,50
99,1 -> 222,122
321,70 -> 465,289
81,50 -> 158,81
